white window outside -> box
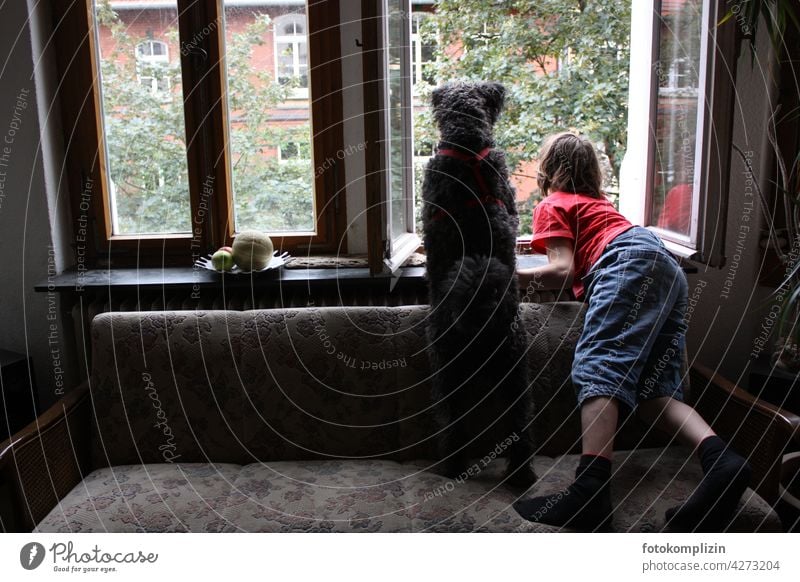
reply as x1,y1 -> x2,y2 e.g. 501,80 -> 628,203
135,40 -> 171,97
274,13 -> 309,99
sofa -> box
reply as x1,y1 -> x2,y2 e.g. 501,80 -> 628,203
0,303 -> 792,532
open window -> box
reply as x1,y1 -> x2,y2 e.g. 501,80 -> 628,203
620,0 -> 737,265
363,0 -> 421,275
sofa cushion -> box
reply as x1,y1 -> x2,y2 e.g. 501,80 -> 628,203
90,311 -> 249,466
35,450 -> 780,533
34,463 -> 241,533
217,459 -> 555,533
88,304 -> 594,466
237,308 -> 424,461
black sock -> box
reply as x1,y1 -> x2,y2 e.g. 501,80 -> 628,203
513,454 -> 613,531
665,436 -> 752,532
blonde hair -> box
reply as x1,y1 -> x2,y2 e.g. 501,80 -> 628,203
537,132 -> 603,198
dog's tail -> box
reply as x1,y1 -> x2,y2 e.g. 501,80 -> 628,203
433,256 -> 516,335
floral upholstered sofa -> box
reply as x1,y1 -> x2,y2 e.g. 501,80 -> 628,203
0,304 -> 784,532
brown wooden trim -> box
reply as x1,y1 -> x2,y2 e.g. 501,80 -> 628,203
692,363 -> 800,503
697,0 -> 737,267
206,0 -> 236,248
361,0 -> 386,275
85,2 -> 113,243
693,363 -> 800,435
178,0 -> 226,259
0,384 -> 90,463
306,0 -> 348,254
643,0 -> 661,228
0,382 -> 91,532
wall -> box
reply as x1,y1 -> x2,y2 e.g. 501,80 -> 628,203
0,0 -> 76,409
683,27 -> 777,386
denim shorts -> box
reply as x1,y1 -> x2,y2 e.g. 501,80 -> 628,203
572,226 -> 689,410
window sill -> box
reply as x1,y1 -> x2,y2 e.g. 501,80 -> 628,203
35,255 -> 551,293
34,265 -> 427,294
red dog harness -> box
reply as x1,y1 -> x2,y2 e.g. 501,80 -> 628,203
431,146 -> 506,222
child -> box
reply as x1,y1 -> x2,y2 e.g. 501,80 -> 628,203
513,132 -> 751,532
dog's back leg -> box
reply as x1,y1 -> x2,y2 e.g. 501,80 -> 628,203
500,363 -> 538,488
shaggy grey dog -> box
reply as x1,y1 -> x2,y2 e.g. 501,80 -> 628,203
422,81 -> 536,487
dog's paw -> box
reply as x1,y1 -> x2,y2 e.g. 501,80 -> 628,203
439,458 -> 471,480
504,463 -> 538,489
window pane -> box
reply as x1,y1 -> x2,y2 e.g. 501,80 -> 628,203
387,0 -> 412,240
223,6 -> 315,234
94,1 -> 191,235
650,0 -> 702,237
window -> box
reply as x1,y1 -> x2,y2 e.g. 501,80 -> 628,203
223,6 -> 314,234
52,1 -> 425,272
650,0 -> 703,240
411,13 -> 435,90
135,40 -> 171,97
620,0 -> 737,264
359,0 -> 422,274
384,0 -> 420,270
51,0 -> 348,266
93,8 -> 191,237
136,39 -> 168,61
278,142 -> 302,162
273,13 -> 309,97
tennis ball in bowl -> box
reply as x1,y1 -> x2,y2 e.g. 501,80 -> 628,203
211,249 -> 234,271
232,230 -> 273,271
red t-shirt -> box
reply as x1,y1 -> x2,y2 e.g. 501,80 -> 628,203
531,191 -> 633,299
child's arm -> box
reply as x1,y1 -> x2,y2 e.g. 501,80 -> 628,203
517,237 -> 575,291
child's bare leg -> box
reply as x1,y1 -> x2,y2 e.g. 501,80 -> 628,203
637,396 -> 751,531
636,397 -> 714,446
514,397 -> 617,530
581,395 -> 619,458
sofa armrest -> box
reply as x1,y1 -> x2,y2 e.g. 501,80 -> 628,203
0,382 -> 92,532
691,363 -> 800,505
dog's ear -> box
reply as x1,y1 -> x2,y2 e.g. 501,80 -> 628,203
431,85 -> 446,113
479,82 -> 505,124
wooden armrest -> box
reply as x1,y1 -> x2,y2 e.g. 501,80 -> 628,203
0,382 -> 91,532
691,363 -> 800,505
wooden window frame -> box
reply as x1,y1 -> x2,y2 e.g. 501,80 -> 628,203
362,0 -> 421,275
620,0 -> 738,266
50,0 -> 348,268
